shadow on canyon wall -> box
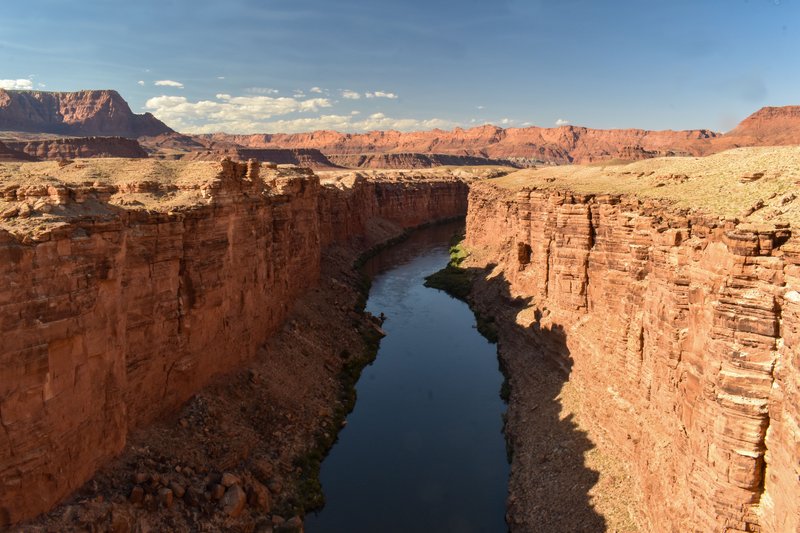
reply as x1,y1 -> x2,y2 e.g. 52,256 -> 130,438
453,263 -> 608,532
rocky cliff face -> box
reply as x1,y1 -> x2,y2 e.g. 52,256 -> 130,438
720,106 -> 800,148
203,125 -> 718,164
5,137 -> 148,159
204,105 -> 800,165
182,147 -> 338,169
464,179 -> 800,532
327,152 -> 519,169
0,90 -> 172,138
138,133 -> 338,168
0,141 -> 36,162
0,160 -> 468,526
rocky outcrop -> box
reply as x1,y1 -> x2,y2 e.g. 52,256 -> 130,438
182,147 -> 339,169
139,133 -> 338,168
0,90 -> 172,138
718,106 -> 800,149
202,105 -> 800,165
0,159 -> 468,526
327,152 -> 520,169
203,125 -> 718,164
0,141 -> 36,162
464,183 -> 799,532
5,137 -> 148,159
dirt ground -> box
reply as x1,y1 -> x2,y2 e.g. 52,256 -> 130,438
467,266 -> 648,533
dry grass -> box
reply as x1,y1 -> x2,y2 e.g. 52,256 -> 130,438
491,146 -> 800,225
0,158 -> 221,189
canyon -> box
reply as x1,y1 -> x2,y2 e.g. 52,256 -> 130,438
461,147 -> 800,532
3,137 -> 148,160
0,89 -> 799,533
3,90 -> 800,170
0,158 -> 470,529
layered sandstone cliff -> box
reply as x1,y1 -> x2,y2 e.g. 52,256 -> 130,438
203,125 -> 718,164
327,152 -> 520,169
463,147 -> 800,532
203,105 -> 800,165
0,90 -> 172,138
138,133 -> 338,168
0,159 -> 468,526
0,141 -> 36,162
5,137 -> 148,159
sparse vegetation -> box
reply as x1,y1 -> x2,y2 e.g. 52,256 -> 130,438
424,233 -> 500,345
424,234 -> 472,299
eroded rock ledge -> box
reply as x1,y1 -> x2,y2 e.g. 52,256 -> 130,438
0,158 -> 470,526
464,166 -> 799,531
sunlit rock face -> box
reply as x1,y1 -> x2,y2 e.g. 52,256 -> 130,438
0,159 -> 468,525
464,182 -> 799,533
0,89 -> 172,138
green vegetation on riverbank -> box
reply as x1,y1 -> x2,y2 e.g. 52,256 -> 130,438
424,235 -> 498,343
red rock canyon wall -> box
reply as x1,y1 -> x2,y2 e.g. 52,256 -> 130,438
465,184 -> 799,532
0,163 -> 467,526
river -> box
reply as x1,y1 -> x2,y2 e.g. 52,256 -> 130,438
306,222 -> 509,533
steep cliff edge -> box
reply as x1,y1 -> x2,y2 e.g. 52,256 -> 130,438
463,146 -> 800,532
0,90 -> 172,138
327,152 -> 521,169
0,159 -> 468,527
5,136 -> 148,159
202,125 -> 718,164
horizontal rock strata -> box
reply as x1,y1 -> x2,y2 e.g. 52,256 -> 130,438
464,183 -> 799,532
5,137 -> 148,160
0,159 -> 468,525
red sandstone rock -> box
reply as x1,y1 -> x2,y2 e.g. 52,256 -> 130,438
0,160 -> 469,526
464,183 -> 800,533
0,89 -> 172,138
4,137 -> 148,159
201,123 -> 718,164
327,152 -> 519,169
201,105 -> 800,165
0,140 -> 37,161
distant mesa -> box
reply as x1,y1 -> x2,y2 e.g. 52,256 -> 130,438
2,89 -> 800,168
0,89 -> 172,138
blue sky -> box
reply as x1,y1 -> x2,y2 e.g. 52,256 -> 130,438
0,0 -> 796,133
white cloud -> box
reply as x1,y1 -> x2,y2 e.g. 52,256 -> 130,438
145,93 -> 333,132
256,114 -> 454,134
365,91 -> 398,99
555,118 -> 570,126
137,80 -> 145,86
501,118 -> 511,125
246,87 -> 279,95
310,86 -> 324,94
476,105 -> 485,110
341,89 -> 361,100
155,80 -> 184,88
217,76 -> 225,80
144,91 -> 454,133
37,83 -> 46,88
0,78 -> 33,90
